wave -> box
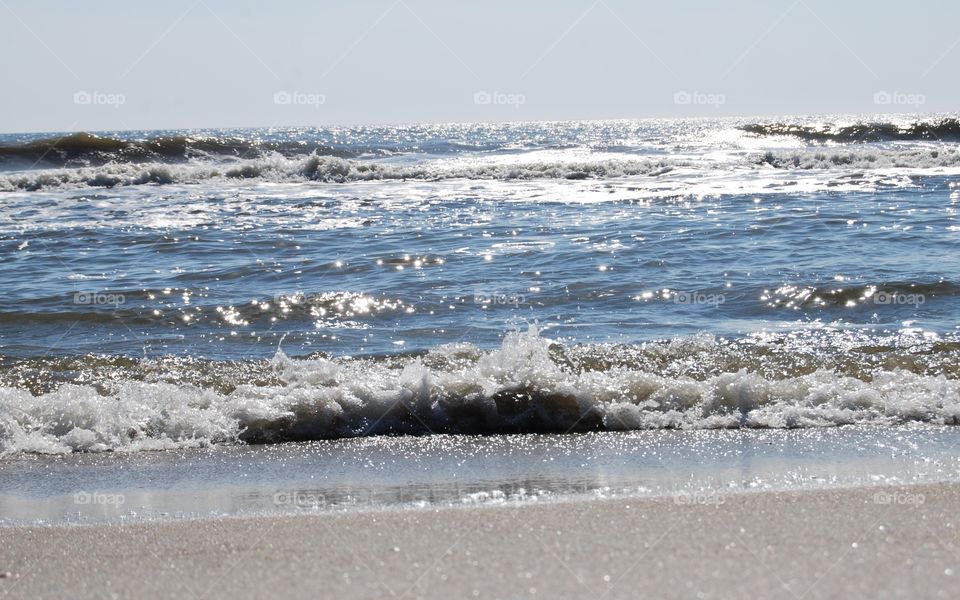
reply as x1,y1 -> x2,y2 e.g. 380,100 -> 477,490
0,132 -> 354,168
4,144 -> 960,192
3,326 -> 960,455
742,118 -> 960,143
755,146 -> 960,170
0,290 -> 411,328
3,280 -> 955,330
0,155 -> 680,191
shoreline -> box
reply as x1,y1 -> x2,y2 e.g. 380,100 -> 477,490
2,482 -> 957,599
6,425 -> 960,527
0,474 -> 953,529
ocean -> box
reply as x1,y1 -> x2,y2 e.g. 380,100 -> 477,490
1,116 -> 959,523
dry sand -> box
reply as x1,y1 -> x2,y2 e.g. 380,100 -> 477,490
1,483 -> 958,599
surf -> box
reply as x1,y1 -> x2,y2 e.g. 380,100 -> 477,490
3,326 -> 960,455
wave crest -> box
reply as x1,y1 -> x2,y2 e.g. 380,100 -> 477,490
755,146 -> 960,170
742,118 -> 960,143
0,155 -> 679,191
3,326 -> 960,455
0,132 -> 352,168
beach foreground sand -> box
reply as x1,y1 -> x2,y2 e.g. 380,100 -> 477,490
1,484 -> 957,599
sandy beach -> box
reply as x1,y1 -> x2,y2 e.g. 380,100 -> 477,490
2,482 -> 957,599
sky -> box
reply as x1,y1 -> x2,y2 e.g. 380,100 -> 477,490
1,0 -> 958,133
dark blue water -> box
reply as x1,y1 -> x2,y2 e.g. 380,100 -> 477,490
1,183 -> 957,359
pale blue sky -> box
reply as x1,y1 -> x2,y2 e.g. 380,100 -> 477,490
1,0 -> 957,133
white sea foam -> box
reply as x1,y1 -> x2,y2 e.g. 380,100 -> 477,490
2,326 -> 959,455
756,146 -> 960,170
3,143 -> 960,193
0,154 -> 680,192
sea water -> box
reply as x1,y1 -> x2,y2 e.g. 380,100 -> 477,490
1,116 -> 958,521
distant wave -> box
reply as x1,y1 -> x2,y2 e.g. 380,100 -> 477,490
0,155 -> 681,191
5,119 -> 959,174
3,326 -> 960,454
742,118 -> 960,143
4,146 -> 960,192
6,119 -> 960,191
0,132 -> 355,168
755,146 -> 960,170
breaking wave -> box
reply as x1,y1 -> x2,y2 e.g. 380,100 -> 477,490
2,326 -> 960,455
755,146 -> 960,170
3,144 -> 960,191
0,155 -> 680,191
0,132 -> 355,168
742,118 -> 960,143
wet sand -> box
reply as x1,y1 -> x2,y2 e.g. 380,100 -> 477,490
2,483 -> 958,599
